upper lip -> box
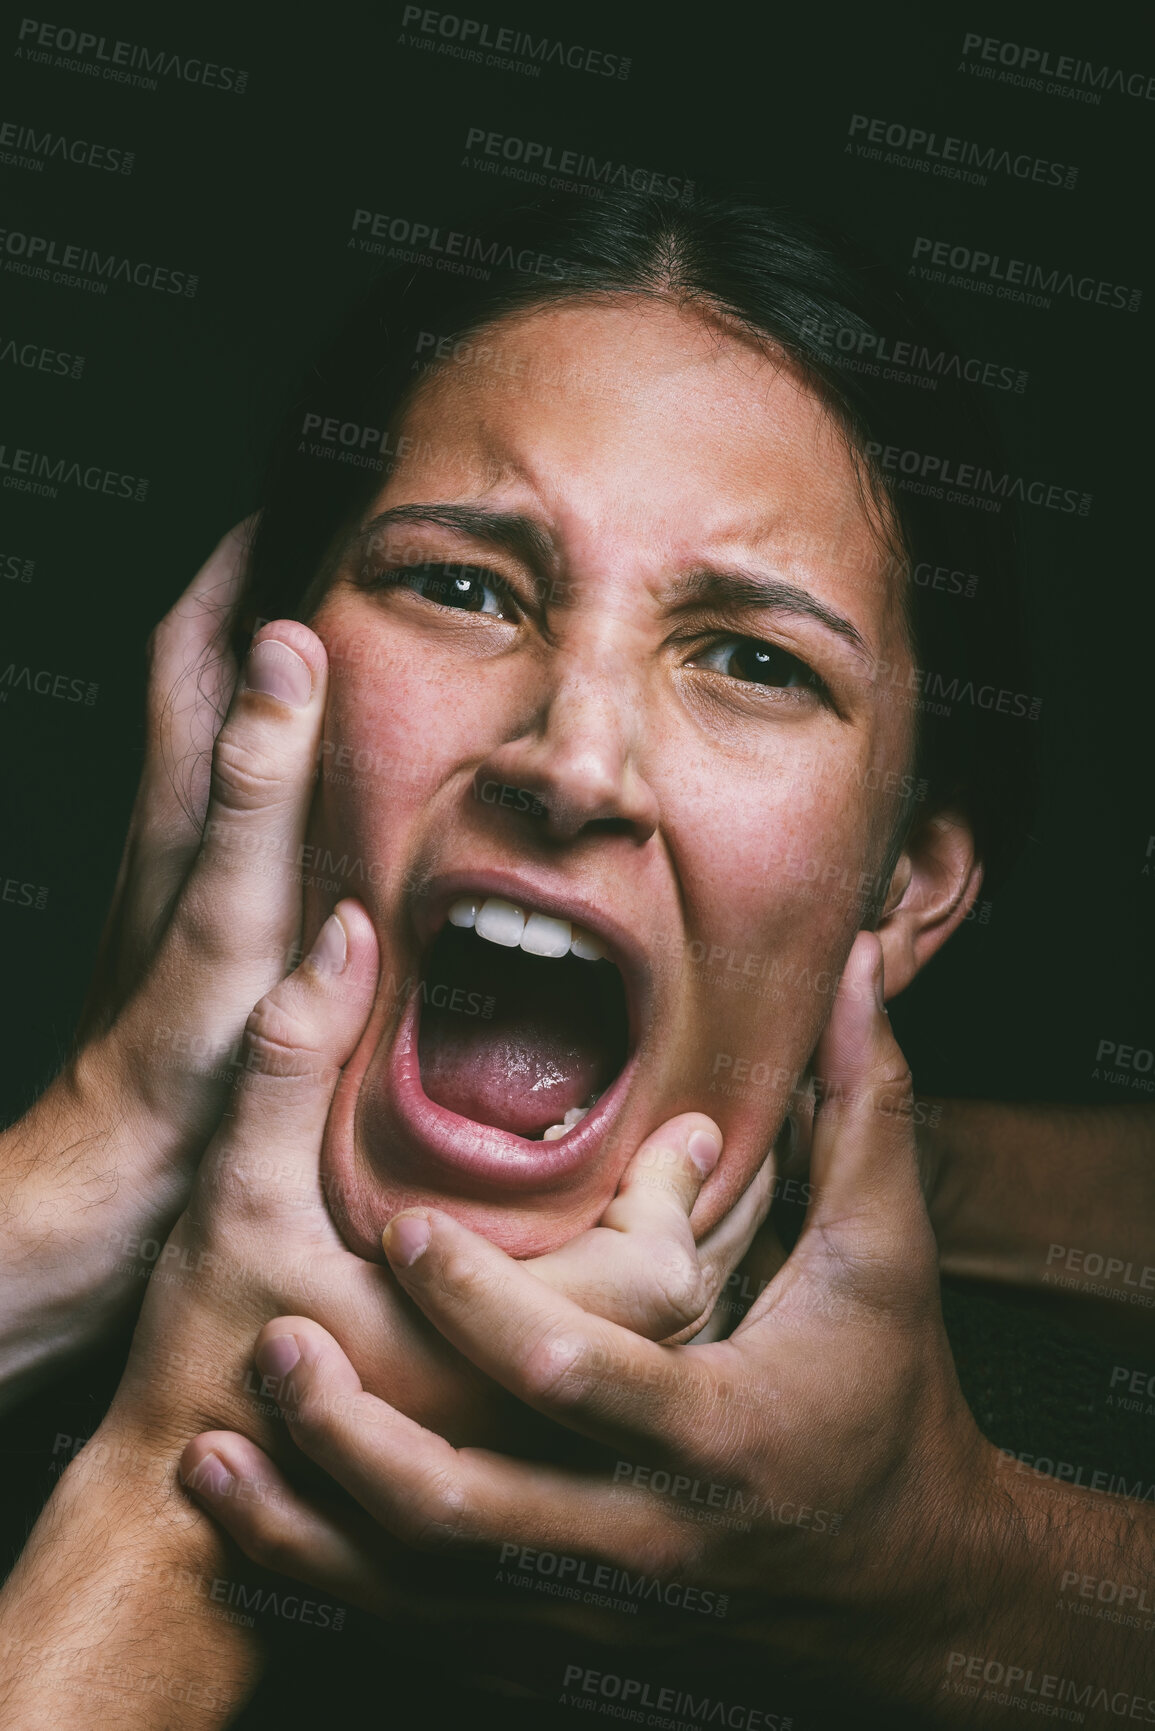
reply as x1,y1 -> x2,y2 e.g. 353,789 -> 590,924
412,865 -> 653,1052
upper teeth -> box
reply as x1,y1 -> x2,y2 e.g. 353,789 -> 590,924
447,895 -> 607,961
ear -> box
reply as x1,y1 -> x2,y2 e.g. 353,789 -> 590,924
874,808 -> 982,999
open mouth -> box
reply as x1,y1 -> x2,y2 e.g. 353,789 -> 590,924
417,896 -> 630,1142
358,876 -> 648,1196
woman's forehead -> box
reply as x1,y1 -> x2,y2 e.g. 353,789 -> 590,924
385,298 -> 894,587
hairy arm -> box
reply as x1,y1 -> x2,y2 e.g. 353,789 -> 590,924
0,1427 -> 259,1730
923,1100 -> 1155,1297
884,1457 -> 1155,1725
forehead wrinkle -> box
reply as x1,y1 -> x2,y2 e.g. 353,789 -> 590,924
390,304 -> 910,656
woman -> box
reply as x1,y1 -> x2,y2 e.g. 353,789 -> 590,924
1,190 -> 1150,1729
227,186 -> 1035,1264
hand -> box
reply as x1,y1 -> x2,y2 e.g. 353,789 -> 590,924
182,934 -> 1002,1721
0,524 -> 331,1399
103,893 -> 776,1466
0,898 -> 781,1728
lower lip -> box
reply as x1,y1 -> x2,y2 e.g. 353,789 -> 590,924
372,990 -> 637,1192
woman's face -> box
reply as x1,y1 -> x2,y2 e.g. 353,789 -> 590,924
305,297 -> 917,1259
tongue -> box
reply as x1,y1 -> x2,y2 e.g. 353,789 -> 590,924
417,933 -> 617,1139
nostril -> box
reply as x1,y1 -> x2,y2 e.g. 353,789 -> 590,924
584,817 -> 637,838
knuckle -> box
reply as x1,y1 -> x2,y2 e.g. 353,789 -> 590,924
520,1324 -> 599,1408
241,992 -> 329,1082
403,1468 -> 468,1551
649,1243 -> 708,1329
428,1246 -> 481,1310
873,1060 -> 914,1103
210,728 -> 290,816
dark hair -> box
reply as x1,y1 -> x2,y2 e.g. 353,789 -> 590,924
241,187 -> 1037,892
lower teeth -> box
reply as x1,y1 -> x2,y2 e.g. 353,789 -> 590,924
540,1093 -> 599,1142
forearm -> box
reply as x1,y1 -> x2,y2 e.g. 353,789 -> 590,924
0,1051 -> 200,1404
923,1100 -> 1155,1295
846,1446 -> 1155,1727
0,1423 -> 262,1729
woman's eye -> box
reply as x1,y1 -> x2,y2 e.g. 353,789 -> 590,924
376,562 -> 513,617
694,636 -> 824,692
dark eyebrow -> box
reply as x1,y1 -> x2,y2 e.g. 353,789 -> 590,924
354,507 -> 869,658
357,503 -> 555,571
663,569 -> 870,659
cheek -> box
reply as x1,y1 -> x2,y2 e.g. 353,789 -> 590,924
312,607 -> 490,855
666,738 -> 879,957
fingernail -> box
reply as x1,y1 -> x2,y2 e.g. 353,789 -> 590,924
255,1333 -> 301,1381
383,1214 -> 431,1268
189,1451 -> 234,1498
307,912 -> 347,976
687,1127 -> 723,1177
873,947 -> 887,1013
245,637 -> 312,708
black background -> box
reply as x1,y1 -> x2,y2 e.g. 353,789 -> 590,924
1,1 -> 1152,1724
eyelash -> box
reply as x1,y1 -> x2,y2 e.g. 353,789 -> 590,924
362,559 -> 519,618
362,559 -> 830,700
688,636 -> 829,700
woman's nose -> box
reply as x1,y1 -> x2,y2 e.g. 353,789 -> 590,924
474,661 -> 660,845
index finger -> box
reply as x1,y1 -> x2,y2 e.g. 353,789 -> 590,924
527,1114 -> 722,1338
380,1207 -> 724,1458
145,518 -> 255,849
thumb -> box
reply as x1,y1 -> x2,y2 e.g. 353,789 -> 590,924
792,932 -> 935,1304
196,899 -> 378,1214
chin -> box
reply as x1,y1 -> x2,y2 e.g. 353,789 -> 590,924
319,861 -> 795,1260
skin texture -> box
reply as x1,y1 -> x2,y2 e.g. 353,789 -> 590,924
0,895 -> 761,1729
0,528 -> 333,1407
185,936 -> 1155,1728
305,295 -> 981,1261
1,305 -> 1152,1728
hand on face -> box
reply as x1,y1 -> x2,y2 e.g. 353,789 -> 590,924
181,933 -> 993,1679
96,896 -> 778,1489
0,524 -> 339,1391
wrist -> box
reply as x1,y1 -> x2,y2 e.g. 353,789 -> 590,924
836,1433 -> 1009,1721
0,1420 -> 262,1729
